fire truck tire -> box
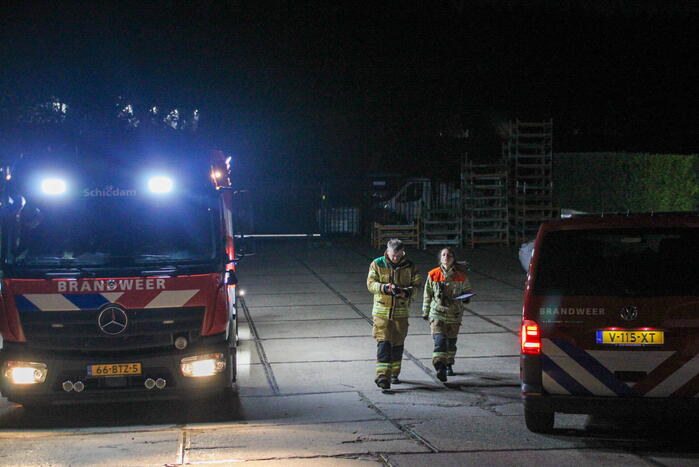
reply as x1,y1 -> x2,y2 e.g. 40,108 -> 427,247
524,407 -> 555,433
223,385 -> 238,398
220,385 -> 239,412
228,313 -> 239,346
226,346 -> 237,384
222,348 -> 238,402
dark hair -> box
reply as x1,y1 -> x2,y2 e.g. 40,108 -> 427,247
439,247 -> 468,272
438,247 -> 456,262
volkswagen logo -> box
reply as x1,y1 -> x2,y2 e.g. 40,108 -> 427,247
97,306 -> 128,335
106,280 -> 117,291
620,305 -> 639,321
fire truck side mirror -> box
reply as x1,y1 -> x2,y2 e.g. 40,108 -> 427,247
223,252 -> 244,265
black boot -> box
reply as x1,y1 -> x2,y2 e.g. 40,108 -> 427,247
446,364 -> 455,376
435,362 -> 447,382
375,377 -> 391,390
391,376 -> 401,384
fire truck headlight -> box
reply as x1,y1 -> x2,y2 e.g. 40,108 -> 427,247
180,353 -> 226,377
41,178 -> 67,195
3,361 -> 48,384
148,176 -> 174,194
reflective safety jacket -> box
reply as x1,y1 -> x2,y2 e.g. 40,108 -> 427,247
422,266 -> 472,324
367,254 -> 421,319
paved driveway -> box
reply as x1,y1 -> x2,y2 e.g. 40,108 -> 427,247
0,240 -> 697,465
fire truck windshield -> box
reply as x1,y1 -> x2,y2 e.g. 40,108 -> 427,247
4,195 -> 219,270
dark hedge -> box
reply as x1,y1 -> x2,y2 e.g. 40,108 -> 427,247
553,153 -> 699,213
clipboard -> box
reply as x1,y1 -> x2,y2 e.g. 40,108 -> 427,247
454,292 -> 476,301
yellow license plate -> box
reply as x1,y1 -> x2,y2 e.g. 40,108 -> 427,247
596,330 -> 664,345
87,363 -> 142,376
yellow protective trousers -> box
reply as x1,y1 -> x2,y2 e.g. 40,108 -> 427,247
372,316 -> 409,379
430,319 -> 460,368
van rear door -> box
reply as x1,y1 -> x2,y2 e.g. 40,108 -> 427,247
528,227 -> 699,398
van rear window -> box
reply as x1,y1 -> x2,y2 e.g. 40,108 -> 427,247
533,228 -> 699,296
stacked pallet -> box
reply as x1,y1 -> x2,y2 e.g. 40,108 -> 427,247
462,160 -> 509,247
371,222 -> 420,249
504,120 -> 559,243
510,181 -> 559,243
420,207 -> 462,249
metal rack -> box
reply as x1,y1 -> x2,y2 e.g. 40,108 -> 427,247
420,205 -> 462,249
371,222 -> 420,249
504,120 -> 558,243
461,158 -> 509,247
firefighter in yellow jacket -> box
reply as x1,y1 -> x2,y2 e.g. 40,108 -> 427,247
422,247 -> 472,382
367,239 -> 421,390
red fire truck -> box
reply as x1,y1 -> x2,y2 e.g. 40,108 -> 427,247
0,144 -> 239,406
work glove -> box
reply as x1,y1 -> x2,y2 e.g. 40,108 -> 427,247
395,288 -> 410,298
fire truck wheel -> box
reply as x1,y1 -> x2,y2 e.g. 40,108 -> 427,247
524,407 -> 555,433
228,316 -> 239,346
221,350 -> 239,407
234,316 -> 239,345
229,347 -> 237,383
219,385 -> 240,413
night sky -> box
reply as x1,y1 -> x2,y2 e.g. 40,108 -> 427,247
1,1 -> 697,182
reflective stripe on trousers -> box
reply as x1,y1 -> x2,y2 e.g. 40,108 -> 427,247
376,341 -> 404,378
433,335 -> 458,367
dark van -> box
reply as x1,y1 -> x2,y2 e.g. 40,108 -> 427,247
521,213 -> 699,432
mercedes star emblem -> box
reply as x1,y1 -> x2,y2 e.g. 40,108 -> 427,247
97,306 -> 129,335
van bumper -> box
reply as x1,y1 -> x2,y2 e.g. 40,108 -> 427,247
523,392 -> 699,415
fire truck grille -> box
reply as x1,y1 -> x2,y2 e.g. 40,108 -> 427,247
19,307 -> 205,353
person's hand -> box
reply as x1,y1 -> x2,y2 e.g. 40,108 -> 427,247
386,283 -> 396,294
422,315 -> 429,321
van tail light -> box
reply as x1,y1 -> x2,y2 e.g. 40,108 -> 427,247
521,319 -> 541,354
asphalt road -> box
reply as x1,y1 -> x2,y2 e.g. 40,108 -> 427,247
1,239 -> 698,466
